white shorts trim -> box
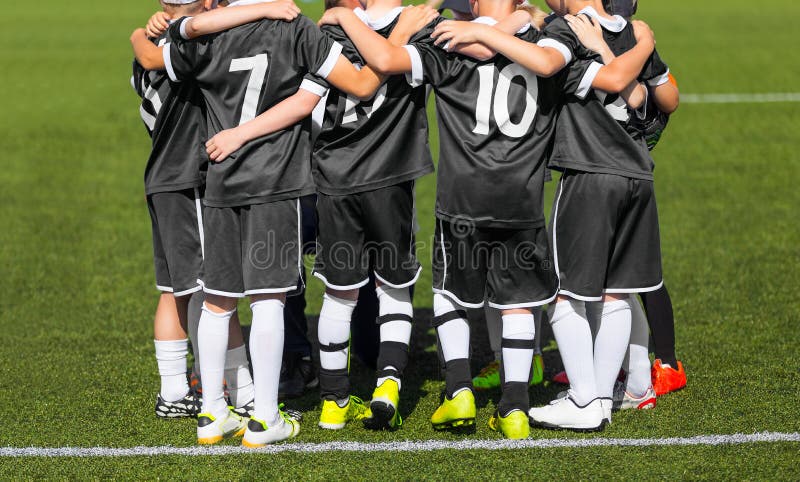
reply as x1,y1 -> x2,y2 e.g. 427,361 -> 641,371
604,280 -> 664,295
374,265 -> 422,290
173,285 -> 203,297
156,285 -> 173,293
201,285 -> 246,299
556,289 -> 603,302
487,292 -> 558,310
312,271 -> 371,291
432,288 -> 485,309
194,188 -> 205,259
244,286 -> 298,295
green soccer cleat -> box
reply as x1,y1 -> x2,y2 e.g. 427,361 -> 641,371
531,354 -> 544,386
431,389 -> 476,430
364,379 -> 403,430
489,410 -> 530,439
318,395 -> 368,430
473,355 -> 545,391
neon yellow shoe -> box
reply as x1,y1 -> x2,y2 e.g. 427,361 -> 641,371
196,409 -> 247,445
489,410 -> 530,439
473,356 -> 545,390
531,354 -> 544,386
364,379 -> 402,430
431,389 -> 476,430
318,396 -> 368,430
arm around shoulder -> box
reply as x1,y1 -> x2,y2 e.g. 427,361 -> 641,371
130,28 -> 166,70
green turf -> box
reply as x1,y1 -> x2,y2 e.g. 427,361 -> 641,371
1,0 -> 799,478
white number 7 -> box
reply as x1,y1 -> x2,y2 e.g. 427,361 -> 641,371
229,54 -> 269,126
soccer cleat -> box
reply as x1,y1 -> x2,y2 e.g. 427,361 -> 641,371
528,394 -> 606,432
318,396 -> 368,430
489,410 -> 530,439
431,389 -> 476,430
364,379 -> 403,430
189,370 -> 202,394
279,353 -> 319,399
472,360 -> 501,391
652,359 -> 687,396
196,409 -> 247,445
531,354 -> 545,386
231,399 -> 254,418
613,382 -> 657,411
155,391 -> 201,419
242,412 -> 300,448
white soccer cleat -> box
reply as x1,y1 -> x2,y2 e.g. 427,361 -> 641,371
528,393 -> 606,432
242,413 -> 300,448
613,382 -> 657,411
196,409 -> 247,445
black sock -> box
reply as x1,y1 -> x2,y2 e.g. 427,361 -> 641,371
640,285 -> 678,367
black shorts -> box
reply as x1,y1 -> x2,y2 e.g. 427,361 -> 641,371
313,182 -> 421,290
432,219 -> 558,309
147,188 -> 204,297
551,170 -> 663,301
200,199 -> 302,298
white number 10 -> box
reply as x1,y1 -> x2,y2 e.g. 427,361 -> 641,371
473,64 -> 538,138
229,54 -> 269,126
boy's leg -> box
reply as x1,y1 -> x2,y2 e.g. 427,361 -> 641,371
640,284 -> 680,367
154,293 -> 191,404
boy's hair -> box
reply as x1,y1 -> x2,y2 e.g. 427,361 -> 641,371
602,0 -> 637,17
517,4 -> 548,30
160,0 -> 206,16
324,0 -> 342,10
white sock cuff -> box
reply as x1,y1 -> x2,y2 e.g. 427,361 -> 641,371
501,314 -> 535,339
551,299 -> 586,323
250,298 -> 285,311
323,293 -> 358,308
154,339 -> 189,358
225,344 -> 249,369
376,286 -> 412,313
433,293 -> 460,317
201,304 -> 236,320
603,298 -> 632,315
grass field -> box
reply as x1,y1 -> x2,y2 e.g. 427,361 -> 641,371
1,0 -> 799,478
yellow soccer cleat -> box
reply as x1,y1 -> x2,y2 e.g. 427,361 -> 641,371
489,410 -> 530,439
318,395 -> 368,430
431,389 -> 476,430
364,379 -> 403,430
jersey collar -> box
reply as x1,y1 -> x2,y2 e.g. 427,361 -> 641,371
353,6 -> 406,31
472,15 -> 531,34
576,6 -> 627,32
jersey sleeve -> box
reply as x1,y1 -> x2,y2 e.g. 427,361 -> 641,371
557,57 -> 602,100
538,17 -> 583,66
639,48 -> 670,87
293,16 -> 343,80
162,17 -> 201,83
402,17 -> 449,88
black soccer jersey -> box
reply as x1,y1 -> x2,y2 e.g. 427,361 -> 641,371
164,15 -> 343,207
405,18 -> 565,229
132,31 -> 205,195
539,7 -> 669,180
304,8 -> 435,196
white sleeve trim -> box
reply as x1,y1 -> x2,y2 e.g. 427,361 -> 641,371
403,45 -> 424,88
300,78 -> 328,97
163,43 -> 180,82
179,17 -> 193,40
647,68 -> 670,87
634,83 -> 648,120
315,42 -> 343,79
537,38 -> 572,65
576,61 -> 603,99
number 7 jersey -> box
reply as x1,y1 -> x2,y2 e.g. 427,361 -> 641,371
406,19 -> 577,229
164,16 -> 343,208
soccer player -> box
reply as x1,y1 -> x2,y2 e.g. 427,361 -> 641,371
322,0 -> 655,437
130,0 -> 264,420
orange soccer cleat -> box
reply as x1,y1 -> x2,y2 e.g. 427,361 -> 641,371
651,359 -> 687,396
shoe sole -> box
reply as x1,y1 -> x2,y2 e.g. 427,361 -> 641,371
318,421 -> 346,430
364,402 -> 399,431
655,384 -> 686,397
432,418 -> 475,431
156,411 -> 196,419
530,419 -> 607,433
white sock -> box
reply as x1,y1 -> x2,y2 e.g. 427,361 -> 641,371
198,304 -> 234,419
376,286 -> 413,388
154,338 -> 190,402
501,313 -> 535,383
249,299 -> 285,425
593,298 -> 632,399
433,294 -> 469,362
318,294 -> 356,373
485,306 -> 503,361
550,299 -> 596,406
625,296 -> 651,397
224,344 -> 255,408
187,292 -> 203,377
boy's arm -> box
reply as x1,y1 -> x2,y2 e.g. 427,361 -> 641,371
589,20 -> 655,94
131,29 -> 165,71
431,20 -> 567,77
565,14 -> 646,107
652,76 -> 679,114
455,10 -> 534,61
205,87 -> 322,162
182,0 -> 300,39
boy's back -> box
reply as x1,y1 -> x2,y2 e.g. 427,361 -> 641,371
165,15 -> 343,207
132,32 -> 206,195
307,8 -> 435,195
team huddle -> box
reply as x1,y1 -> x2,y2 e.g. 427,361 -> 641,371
130,0 -> 687,446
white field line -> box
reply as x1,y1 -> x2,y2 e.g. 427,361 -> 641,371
1,432 -> 798,457
682,93 -> 800,104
